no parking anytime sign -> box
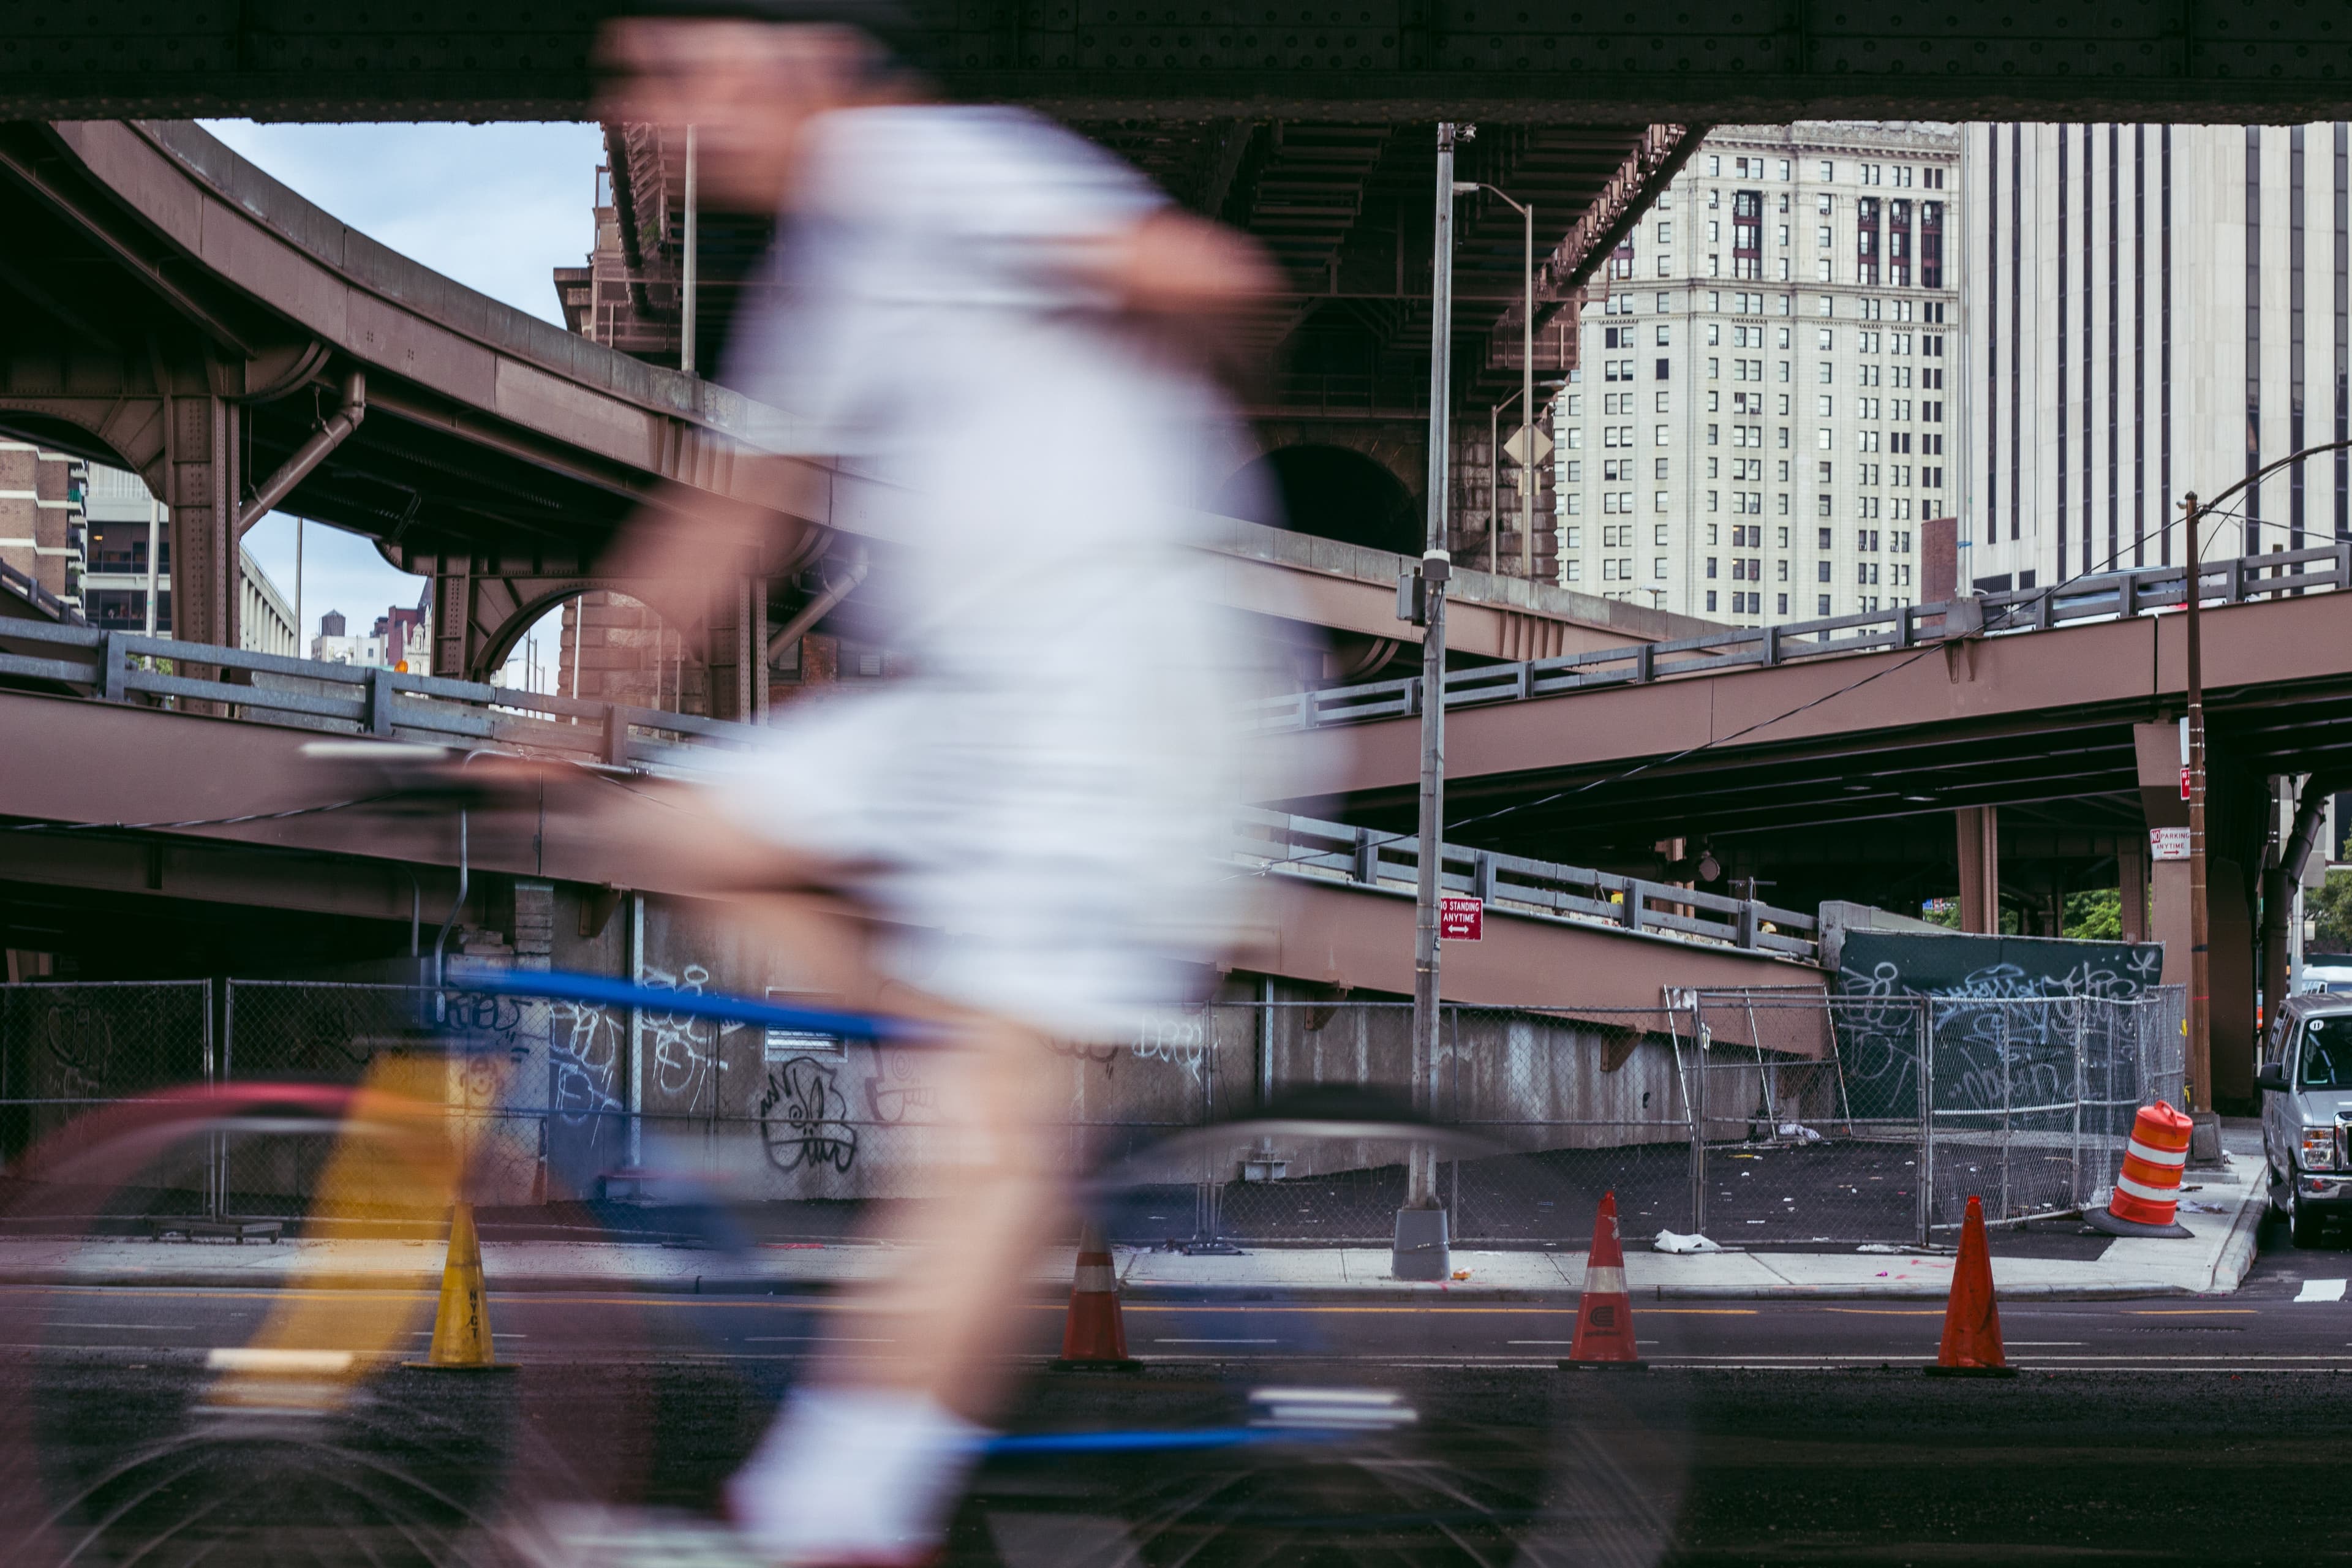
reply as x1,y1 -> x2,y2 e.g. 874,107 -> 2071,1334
1439,895 -> 1484,941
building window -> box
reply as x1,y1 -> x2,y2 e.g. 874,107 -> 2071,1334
1705,590 -> 1719,611
1818,594 -> 1832,614
1705,557 -> 1718,578
1654,557 -> 1668,579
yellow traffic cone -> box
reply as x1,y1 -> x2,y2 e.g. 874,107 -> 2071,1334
408,1202 -> 512,1371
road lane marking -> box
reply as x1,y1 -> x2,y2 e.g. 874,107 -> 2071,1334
51,1323 -> 194,1330
743,1336 -> 894,1343
2127,1308 -> 2260,1316
2005,1341 -> 2087,1346
1154,1338 -> 1278,1344
2296,1278 -> 2348,1303
1819,1308 -> 1943,1316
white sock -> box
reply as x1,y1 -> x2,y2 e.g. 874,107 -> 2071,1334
728,1387 -> 988,1565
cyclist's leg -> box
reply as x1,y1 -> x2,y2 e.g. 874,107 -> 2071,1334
723,979 -> 1068,1562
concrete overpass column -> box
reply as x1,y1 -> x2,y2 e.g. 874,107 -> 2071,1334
1956,805 -> 2000,933
432,555 -> 475,680
704,576 -> 755,723
157,387 -> 241,654
2119,835 -> 2150,945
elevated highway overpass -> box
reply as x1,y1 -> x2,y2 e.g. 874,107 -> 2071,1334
1257,549 -> 2352,1101
0,118 -> 1699,701
0,613 -> 1823,1029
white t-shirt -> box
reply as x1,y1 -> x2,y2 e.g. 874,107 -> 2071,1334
712,105 -> 1272,1038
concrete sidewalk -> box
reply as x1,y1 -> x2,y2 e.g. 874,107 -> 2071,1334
0,1148 -> 2265,1301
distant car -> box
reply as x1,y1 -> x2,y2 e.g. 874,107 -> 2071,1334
2304,964 -> 2352,997
2259,992 -> 2352,1246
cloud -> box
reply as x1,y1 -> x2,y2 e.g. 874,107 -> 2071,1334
201,120 -> 600,685
198,120 -> 605,325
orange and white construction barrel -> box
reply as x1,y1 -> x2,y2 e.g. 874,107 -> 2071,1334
2084,1099 -> 2195,1238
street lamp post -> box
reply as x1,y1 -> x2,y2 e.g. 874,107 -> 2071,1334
680,124 -> 699,376
1398,121 -> 1469,1281
1488,387 -> 1525,575
1464,182 -> 1539,578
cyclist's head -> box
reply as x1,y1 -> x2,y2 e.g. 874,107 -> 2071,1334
595,0 -> 927,207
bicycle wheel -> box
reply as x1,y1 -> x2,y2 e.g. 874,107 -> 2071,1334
951,1096 -> 1692,1568
0,1083 -> 660,1568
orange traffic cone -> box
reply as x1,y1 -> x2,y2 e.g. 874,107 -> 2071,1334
1927,1194 -> 2016,1378
1050,1218 -> 1140,1371
1562,1191 -> 1646,1370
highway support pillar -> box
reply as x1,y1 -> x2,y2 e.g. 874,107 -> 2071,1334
2119,834 -> 2150,945
1955,806 -> 1999,934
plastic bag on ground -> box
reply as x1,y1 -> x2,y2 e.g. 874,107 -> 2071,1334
1653,1230 -> 1724,1254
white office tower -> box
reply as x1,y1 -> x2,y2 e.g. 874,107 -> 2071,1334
1553,123 -> 1961,623
1962,124 -> 2352,594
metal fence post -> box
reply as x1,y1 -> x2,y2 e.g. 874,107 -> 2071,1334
211,979 -> 225,1219
1915,998 -> 1933,1246
1691,1003 -> 1710,1240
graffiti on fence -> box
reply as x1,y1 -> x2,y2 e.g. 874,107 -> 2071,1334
759,1055 -> 858,1173
549,1003 -> 624,1123
27,995 -> 121,1101
865,1045 -> 935,1124
643,963 -> 726,1113
1129,1009 -> 1210,1082
1832,932 -> 2168,1120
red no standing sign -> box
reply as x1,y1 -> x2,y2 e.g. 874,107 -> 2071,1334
1440,895 -> 1484,941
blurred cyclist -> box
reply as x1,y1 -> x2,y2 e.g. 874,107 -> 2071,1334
592,4 -> 1284,1562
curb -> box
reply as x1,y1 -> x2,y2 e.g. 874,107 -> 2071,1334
1654,1280 -> 2195,1302
0,1268 -> 2215,1303
2199,1186 -> 2268,1295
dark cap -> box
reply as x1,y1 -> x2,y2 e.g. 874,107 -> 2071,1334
607,0 -> 926,58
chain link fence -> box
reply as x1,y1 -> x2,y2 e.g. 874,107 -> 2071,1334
0,981 -> 214,1221
0,977 -> 2187,1247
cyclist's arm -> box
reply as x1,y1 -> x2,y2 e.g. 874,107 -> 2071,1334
596,456 -> 825,624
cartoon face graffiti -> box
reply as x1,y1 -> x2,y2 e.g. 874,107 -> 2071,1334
758,1056 -> 858,1174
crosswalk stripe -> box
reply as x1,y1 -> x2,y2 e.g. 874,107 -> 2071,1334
2296,1278 -> 2348,1303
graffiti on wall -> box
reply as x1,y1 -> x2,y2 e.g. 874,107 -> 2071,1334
865,1045 -> 935,1125
759,1055 -> 859,1172
1832,932 -> 2169,1122
1128,1008 -> 1211,1082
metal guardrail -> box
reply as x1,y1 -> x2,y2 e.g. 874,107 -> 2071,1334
1234,808 -> 1819,962
0,617 -> 758,773
0,621 -> 1815,963
0,558 -> 78,624
1246,540 -> 2352,732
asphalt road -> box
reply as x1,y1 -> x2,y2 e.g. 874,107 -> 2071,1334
7,1218 -> 2352,1565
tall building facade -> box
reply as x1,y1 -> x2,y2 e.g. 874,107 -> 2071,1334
81,462 -> 296,655
1961,123 -> 2352,591
0,441 -> 85,613
1555,123 -> 1961,622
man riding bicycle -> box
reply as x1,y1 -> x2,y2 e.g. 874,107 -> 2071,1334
575,5 -> 1288,1560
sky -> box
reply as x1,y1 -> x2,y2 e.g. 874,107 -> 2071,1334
202,120 -> 606,690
